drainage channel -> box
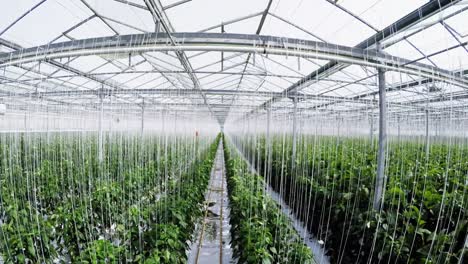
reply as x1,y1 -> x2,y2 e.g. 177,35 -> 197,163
188,141 -> 233,264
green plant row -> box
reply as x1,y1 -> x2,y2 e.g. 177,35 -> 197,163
0,132 -> 218,263
222,135 -> 314,264
140,133 -> 220,263
236,134 -> 468,263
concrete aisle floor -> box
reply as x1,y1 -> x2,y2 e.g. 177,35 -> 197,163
188,142 -> 233,264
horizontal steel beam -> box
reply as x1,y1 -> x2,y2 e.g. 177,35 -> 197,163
0,70 -> 302,84
4,86 -> 466,114
0,88 -> 390,106
0,87 -> 328,97
407,92 -> 468,105
4,88 -> 443,116
0,32 -> 466,89
355,69 -> 468,100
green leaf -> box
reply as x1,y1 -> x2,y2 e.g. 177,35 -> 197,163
343,192 -> 353,200
164,250 -> 171,261
27,237 -> 36,258
270,247 -> 277,255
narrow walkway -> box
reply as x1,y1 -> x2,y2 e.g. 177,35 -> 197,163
188,141 -> 232,264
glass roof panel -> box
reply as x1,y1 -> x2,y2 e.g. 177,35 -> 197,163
91,0 -> 154,32
429,47 -> 468,71
340,0 -> 427,30
2,0 -> 92,47
270,0 -> 377,46
445,10 -> 468,36
0,0 -> 466,119
165,0 -> 269,32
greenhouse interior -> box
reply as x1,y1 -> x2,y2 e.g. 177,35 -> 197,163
0,0 -> 467,263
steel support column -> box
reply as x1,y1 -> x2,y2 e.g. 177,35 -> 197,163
141,100 -> 145,138
265,107 -> 272,185
46,105 -> 50,143
337,113 -> 342,137
98,92 -> 104,163
373,47 -> 387,211
370,113 -> 374,145
291,97 -> 298,170
425,109 -> 430,160
397,116 -> 401,142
